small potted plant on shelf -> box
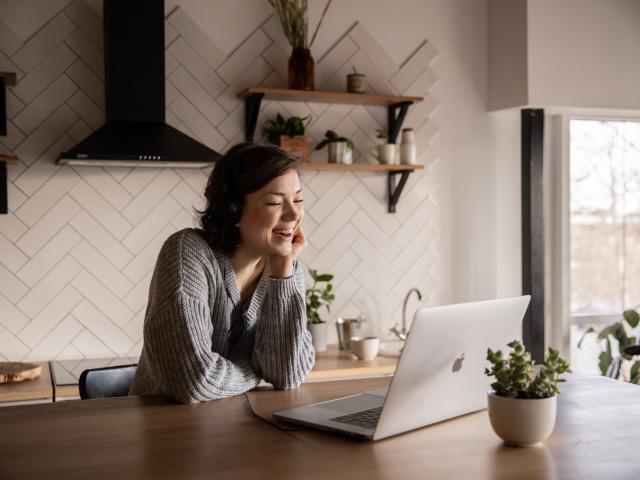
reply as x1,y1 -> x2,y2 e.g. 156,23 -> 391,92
262,113 -> 311,161
485,340 -> 571,447
305,268 -> 335,353
315,130 -> 354,164
375,128 -> 388,145
373,128 -> 396,164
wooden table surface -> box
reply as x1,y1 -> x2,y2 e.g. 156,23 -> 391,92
0,373 -> 638,479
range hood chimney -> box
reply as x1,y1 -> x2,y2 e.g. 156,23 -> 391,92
57,0 -> 221,168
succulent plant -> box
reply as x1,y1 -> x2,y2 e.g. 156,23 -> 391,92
485,340 -> 571,399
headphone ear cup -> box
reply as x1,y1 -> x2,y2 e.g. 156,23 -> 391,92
224,198 -> 240,225
225,198 -> 240,223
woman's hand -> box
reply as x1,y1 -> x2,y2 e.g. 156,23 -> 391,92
268,225 -> 306,278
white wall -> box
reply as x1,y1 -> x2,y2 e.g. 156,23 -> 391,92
528,0 -> 640,109
0,0 -> 519,361
488,0 -> 528,111
489,0 -> 640,111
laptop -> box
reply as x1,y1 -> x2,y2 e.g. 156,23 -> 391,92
274,296 -> 531,440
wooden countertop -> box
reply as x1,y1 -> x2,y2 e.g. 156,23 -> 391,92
0,362 -> 52,403
307,344 -> 397,381
53,345 -> 396,396
3,347 -> 397,403
0,374 -> 638,479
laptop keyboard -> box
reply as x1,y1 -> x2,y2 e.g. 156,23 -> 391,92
330,406 -> 383,429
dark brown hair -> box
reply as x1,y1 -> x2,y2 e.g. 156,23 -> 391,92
197,142 -> 300,255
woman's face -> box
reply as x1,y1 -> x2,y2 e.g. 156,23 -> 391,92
236,169 -> 304,258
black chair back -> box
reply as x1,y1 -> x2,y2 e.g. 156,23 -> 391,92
79,364 -> 138,400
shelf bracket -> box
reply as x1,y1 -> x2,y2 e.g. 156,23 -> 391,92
388,170 -> 412,213
244,93 -> 264,142
387,101 -> 413,144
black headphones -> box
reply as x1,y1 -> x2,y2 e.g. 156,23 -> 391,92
217,178 -> 242,226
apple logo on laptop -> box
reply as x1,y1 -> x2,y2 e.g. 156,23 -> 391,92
452,353 -> 465,373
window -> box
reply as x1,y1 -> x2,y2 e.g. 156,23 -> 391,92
569,118 -> 640,371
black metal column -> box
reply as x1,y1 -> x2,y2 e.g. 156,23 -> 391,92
521,108 -> 545,361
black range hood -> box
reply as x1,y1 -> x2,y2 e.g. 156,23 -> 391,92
57,0 -> 220,168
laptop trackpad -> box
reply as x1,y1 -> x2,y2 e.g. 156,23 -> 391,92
315,393 -> 384,414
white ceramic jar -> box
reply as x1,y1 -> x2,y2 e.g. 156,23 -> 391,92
399,128 -> 416,165
487,391 -> 557,447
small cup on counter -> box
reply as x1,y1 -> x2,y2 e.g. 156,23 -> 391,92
350,336 -> 380,360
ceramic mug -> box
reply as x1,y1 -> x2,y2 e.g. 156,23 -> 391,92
370,144 -> 397,164
350,336 -> 380,360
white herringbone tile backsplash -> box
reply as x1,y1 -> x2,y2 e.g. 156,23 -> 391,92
0,0 -> 440,361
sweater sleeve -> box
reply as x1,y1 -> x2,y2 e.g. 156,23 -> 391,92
252,259 -> 315,389
139,291 -> 261,404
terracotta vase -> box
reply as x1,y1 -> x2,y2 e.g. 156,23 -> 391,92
288,48 -> 314,90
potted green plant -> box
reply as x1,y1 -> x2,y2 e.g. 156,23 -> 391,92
305,268 -> 335,352
578,307 -> 640,383
267,0 -> 333,90
315,130 -> 354,164
262,113 -> 311,161
375,128 -> 388,145
485,340 -> 571,447
372,128 -> 396,164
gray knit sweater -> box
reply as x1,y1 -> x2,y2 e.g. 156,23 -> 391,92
130,228 -> 315,404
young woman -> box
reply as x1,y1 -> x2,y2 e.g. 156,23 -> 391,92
130,143 -> 314,403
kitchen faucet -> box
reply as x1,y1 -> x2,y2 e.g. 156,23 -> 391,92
390,288 -> 422,341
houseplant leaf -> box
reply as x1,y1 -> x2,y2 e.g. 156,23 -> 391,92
624,309 -> 640,328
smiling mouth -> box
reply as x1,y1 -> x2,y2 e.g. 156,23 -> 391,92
273,228 -> 293,240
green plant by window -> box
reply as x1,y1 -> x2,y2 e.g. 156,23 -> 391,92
305,268 -> 335,324
578,307 -> 640,383
485,340 -> 571,399
315,130 -> 354,151
262,113 -> 310,144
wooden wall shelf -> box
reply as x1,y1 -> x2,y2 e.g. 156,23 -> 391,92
0,71 -> 17,86
0,155 -> 18,164
238,87 -> 423,107
238,87 -> 425,213
299,162 -> 423,171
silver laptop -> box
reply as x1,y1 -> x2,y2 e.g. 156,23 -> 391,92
274,296 -> 531,441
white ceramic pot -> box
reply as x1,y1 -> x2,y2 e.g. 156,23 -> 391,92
370,144 -> 397,164
308,322 -> 328,352
487,391 -> 557,447
327,141 -> 352,164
